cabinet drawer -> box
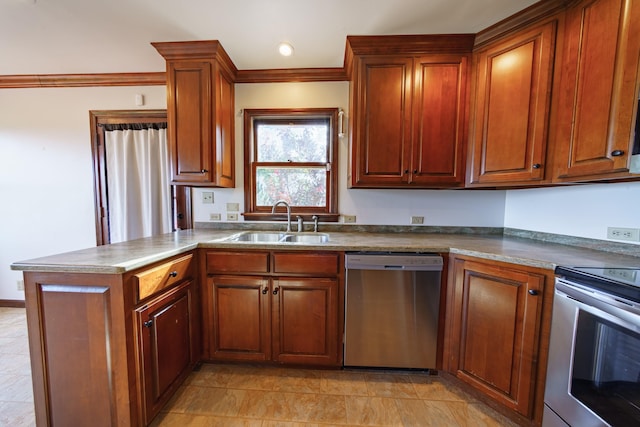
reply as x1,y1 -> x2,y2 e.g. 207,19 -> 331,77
273,252 -> 339,275
135,254 -> 193,301
207,251 -> 269,274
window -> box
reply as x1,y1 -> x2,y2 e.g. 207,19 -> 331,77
243,108 -> 339,221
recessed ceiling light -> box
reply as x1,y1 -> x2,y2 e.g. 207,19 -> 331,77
278,42 -> 294,57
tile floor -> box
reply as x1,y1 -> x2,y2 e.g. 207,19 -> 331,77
0,307 -> 518,426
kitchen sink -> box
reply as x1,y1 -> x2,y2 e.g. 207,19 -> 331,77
226,232 -> 287,242
225,232 -> 329,244
281,233 -> 330,243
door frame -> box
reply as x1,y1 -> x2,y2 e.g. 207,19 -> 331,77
90,110 -> 191,246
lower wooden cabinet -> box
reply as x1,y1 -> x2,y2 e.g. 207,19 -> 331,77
135,280 -> 197,424
204,250 -> 343,366
444,255 -> 552,422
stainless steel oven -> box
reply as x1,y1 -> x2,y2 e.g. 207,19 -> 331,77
544,266 -> 640,427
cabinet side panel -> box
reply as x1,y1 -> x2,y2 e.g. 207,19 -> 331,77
39,284 -> 115,427
216,69 -> 235,187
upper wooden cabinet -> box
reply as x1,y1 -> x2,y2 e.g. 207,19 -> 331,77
467,19 -> 558,186
346,35 -> 474,188
551,0 -> 640,182
152,41 -> 236,187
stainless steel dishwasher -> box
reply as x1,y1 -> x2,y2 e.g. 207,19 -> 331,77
344,252 -> 443,369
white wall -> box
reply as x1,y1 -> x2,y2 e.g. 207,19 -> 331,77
0,86 -> 166,300
192,82 -> 507,226
504,182 -> 640,244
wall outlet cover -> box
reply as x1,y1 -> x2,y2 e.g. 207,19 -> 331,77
226,213 -> 239,221
607,227 -> 640,242
202,192 -> 214,204
343,215 -> 356,223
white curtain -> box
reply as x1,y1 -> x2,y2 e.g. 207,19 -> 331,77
105,127 -> 172,243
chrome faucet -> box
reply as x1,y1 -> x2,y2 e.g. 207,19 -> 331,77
312,215 -> 319,232
272,200 -> 292,232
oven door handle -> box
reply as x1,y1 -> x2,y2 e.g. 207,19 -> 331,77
556,280 -> 640,333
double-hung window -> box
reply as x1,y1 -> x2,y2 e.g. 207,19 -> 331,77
243,108 -> 339,221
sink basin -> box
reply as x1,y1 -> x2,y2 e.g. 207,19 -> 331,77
225,232 -> 329,244
281,233 -> 330,243
226,232 -> 287,242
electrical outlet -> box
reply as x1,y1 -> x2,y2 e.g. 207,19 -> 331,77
226,203 -> 239,212
226,213 -> 238,221
17,280 -> 24,291
202,192 -> 214,204
209,213 -> 221,221
411,216 -> 424,225
607,227 -> 640,242
343,215 -> 356,224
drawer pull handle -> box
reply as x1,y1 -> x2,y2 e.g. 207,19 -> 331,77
272,286 -> 280,295
143,320 -> 153,328
169,271 -> 178,278
528,289 -> 539,296
181,169 -> 208,174
262,286 -> 268,295
611,150 -> 624,157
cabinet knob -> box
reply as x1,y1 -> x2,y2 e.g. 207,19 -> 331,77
413,169 -> 417,174
611,150 -> 625,157
528,289 -> 539,296
169,271 -> 178,278
143,320 -> 153,328
201,169 -> 208,173
262,286 -> 268,295
532,163 -> 541,169
272,286 -> 280,295
404,169 -> 409,174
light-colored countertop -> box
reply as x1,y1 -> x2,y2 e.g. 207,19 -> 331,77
11,228 -> 640,274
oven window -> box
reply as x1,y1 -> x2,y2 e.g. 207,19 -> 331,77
571,310 -> 640,426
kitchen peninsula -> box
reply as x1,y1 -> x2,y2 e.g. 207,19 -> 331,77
12,228 -> 640,426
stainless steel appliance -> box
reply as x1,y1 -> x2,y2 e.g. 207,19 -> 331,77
344,252 -> 443,369
544,266 -> 640,427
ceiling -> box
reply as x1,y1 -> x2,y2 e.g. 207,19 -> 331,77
1,0 -> 538,75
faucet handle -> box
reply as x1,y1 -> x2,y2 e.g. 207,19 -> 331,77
297,215 -> 304,232
312,215 -> 319,232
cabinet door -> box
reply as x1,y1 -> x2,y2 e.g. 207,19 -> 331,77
448,259 -> 544,418
166,60 -> 213,184
207,275 -> 271,361
136,280 -> 194,424
553,0 -> 640,181
411,54 -> 469,186
350,56 -> 413,187
469,21 -> 556,185
272,277 -> 339,366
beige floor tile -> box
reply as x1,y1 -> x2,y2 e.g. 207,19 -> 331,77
0,336 -> 31,355
321,370 -> 369,396
224,365 -> 280,391
409,375 -> 473,402
365,373 -> 419,398
394,399 -> 464,427
345,395 -> 404,426
237,390 -> 318,422
0,353 -> 31,375
270,368 -> 322,394
152,412 -> 263,427
165,385 -> 247,417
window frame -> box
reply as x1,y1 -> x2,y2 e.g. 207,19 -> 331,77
243,108 -> 339,222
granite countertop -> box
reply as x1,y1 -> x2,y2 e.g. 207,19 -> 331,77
11,228 -> 640,274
